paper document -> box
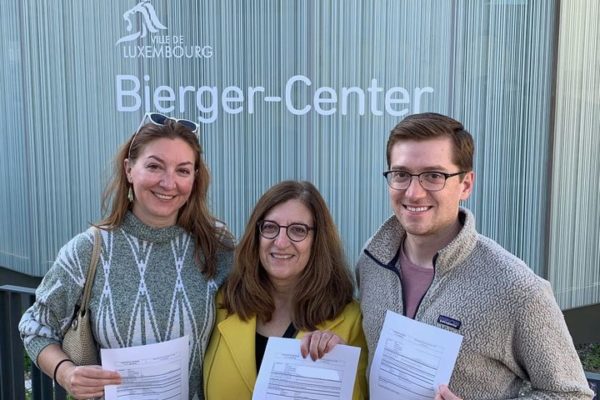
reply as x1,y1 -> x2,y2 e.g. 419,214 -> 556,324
101,335 -> 190,400
370,310 -> 463,399
253,337 -> 361,400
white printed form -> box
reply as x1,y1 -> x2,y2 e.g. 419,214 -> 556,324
101,335 -> 189,400
252,337 -> 361,400
370,311 -> 463,400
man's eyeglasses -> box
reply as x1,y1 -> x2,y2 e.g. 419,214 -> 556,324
257,220 -> 314,242
383,170 -> 467,191
128,112 -> 198,159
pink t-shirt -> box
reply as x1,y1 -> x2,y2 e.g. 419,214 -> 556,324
398,244 -> 435,319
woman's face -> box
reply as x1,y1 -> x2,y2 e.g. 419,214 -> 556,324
259,199 -> 314,289
125,137 -> 196,228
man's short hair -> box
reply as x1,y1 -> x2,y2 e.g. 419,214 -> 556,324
386,112 -> 474,172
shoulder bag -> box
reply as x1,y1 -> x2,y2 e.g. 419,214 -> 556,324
62,227 -> 101,365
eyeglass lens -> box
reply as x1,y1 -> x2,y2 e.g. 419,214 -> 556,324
386,172 -> 435,191
149,113 -> 168,125
259,221 -> 310,242
149,112 -> 197,133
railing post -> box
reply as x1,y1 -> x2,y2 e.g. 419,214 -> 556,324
31,366 -> 53,400
0,285 -> 58,400
0,287 -> 29,400
32,364 -> 68,400
585,371 -> 599,400
54,385 -> 68,400
1,285 -> 72,400
0,288 -> 10,400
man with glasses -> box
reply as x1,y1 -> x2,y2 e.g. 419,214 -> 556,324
356,113 -> 592,399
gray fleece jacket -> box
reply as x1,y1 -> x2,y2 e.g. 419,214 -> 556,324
357,208 -> 592,399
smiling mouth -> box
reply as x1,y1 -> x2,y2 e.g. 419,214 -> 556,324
271,253 -> 293,260
153,192 -> 176,200
404,205 -> 430,212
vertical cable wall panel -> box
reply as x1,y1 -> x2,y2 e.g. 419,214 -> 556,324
13,1 -> 130,275
451,1 -> 556,278
1,0 -> 586,312
0,0 -> 30,272
549,0 -> 600,309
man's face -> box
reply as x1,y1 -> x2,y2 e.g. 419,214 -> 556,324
388,137 -> 474,241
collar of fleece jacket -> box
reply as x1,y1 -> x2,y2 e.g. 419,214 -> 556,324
363,207 -> 478,275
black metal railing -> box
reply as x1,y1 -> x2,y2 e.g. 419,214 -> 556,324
587,371 -> 599,400
1,284 -> 598,399
0,285 -> 68,400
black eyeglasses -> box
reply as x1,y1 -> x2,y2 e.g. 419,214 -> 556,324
128,112 -> 199,159
257,220 -> 314,242
383,170 -> 467,191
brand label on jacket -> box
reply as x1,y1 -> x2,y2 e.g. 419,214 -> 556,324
438,315 -> 461,330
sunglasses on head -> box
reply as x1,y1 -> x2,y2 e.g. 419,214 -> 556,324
144,112 -> 198,133
128,112 -> 199,159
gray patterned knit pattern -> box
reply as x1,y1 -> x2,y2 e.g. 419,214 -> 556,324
357,208 -> 593,399
19,212 -> 233,400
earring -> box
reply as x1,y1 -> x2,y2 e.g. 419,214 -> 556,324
128,186 -> 134,202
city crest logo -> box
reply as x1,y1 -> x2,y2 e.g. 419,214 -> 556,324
115,0 -> 166,46
115,0 -> 214,59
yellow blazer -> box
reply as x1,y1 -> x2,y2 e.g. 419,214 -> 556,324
204,293 -> 368,400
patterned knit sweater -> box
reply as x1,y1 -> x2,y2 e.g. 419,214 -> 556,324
356,208 -> 593,399
19,212 -> 233,400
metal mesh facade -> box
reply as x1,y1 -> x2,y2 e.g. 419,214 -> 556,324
0,0 -> 598,309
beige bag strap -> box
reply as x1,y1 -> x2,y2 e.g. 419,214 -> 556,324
79,228 -> 101,314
